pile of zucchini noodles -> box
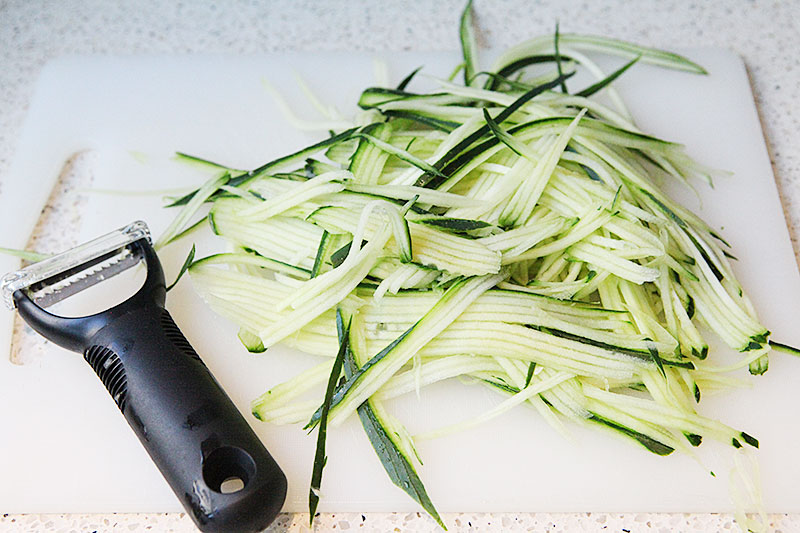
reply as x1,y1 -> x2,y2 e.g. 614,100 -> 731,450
160,2 -> 789,528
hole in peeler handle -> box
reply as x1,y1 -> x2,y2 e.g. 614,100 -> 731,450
220,477 -> 246,494
202,446 -> 257,495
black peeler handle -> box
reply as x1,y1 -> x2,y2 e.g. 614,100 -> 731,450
14,239 -> 287,533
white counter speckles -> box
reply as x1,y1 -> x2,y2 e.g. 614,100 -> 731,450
1,512 -> 798,532
1,1 -> 799,531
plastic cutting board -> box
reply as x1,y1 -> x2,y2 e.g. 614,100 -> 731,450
1,49 -> 800,514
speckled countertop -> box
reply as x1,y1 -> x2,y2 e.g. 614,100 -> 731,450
1,1 -> 798,531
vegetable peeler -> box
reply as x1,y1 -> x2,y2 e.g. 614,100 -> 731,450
1,221 -> 287,533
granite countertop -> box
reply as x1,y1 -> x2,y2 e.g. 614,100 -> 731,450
1,1 -> 798,531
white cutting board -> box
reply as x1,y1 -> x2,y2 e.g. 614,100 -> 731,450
2,49 -> 800,515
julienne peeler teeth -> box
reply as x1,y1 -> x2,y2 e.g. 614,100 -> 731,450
1,220 -> 287,533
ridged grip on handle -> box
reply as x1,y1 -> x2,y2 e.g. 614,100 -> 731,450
83,306 -> 286,532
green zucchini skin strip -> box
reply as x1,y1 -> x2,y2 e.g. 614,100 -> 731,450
190,251 -> 311,277
483,108 -> 529,158
355,132 -> 448,180
492,33 -> 707,75
382,110 -> 460,132
308,310 -> 351,524
396,66 -> 423,91
412,216 -> 491,232
532,326 -> 694,370
769,340 -> 800,357
311,230 -> 331,278
249,127 -> 361,180
486,54 -> 573,90
342,316 -> 446,530
170,127 -> 361,207
174,151 -> 247,177
417,70 -> 576,188
575,55 -> 641,97
459,0 -> 479,87
349,397 -> 446,529
165,244 -> 195,292
307,324 -> 416,428
554,23 -> 569,93
588,413 -> 674,456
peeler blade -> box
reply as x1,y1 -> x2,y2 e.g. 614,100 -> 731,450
1,220 -> 151,310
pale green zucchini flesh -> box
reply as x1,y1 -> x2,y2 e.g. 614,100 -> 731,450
160,2 -> 793,527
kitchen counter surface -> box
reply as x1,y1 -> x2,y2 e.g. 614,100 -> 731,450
1,1 -> 798,531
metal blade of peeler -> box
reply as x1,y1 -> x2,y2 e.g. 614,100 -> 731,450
1,220 -> 150,310
26,246 -> 141,308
